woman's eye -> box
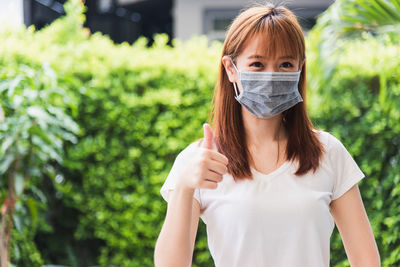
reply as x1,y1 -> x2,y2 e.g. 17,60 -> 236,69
250,62 -> 263,68
281,62 -> 293,68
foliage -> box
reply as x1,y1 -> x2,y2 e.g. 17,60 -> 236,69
55,34 -> 221,266
307,31 -> 400,267
309,0 -> 400,83
0,0 -> 399,266
1,0 -> 220,265
308,2 -> 400,264
0,50 -> 79,265
314,0 -> 400,39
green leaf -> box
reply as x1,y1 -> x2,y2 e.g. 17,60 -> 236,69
7,75 -> 23,97
26,198 -> 38,230
0,154 -> 15,175
1,135 -> 15,153
27,106 -> 52,124
14,173 -> 25,196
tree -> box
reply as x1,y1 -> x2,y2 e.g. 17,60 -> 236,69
309,0 -> 400,81
0,62 -> 78,267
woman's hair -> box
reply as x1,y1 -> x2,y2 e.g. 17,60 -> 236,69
209,3 -> 324,180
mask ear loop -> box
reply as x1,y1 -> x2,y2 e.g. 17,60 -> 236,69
229,57 -> 240,97
233,83 -> 239,98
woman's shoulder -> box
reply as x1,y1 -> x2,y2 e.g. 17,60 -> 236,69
312,128 -> 349,156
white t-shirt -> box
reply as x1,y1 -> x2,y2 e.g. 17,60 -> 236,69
160,130 -> 365,267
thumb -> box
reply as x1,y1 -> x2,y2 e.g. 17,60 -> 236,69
202,123 -> 214,149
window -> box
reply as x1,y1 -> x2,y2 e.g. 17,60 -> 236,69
203,8 -> 239,42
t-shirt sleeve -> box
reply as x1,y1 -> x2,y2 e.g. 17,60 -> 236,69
160,142 -> 202,207
327,133 -> 366,200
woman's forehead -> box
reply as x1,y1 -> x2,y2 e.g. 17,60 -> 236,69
239,33 -> 298,60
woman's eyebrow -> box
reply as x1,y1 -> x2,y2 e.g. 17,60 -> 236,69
247,55 -> 264,59
278,56 -> 296,60
247,55 -> 296,60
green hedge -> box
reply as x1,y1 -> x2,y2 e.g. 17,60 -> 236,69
307,32 -> 400,266
0,0 -> 399,266
54,33 -> 221,267
1,1 -> 220,265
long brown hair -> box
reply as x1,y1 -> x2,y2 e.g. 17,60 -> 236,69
208,3 -> 324,180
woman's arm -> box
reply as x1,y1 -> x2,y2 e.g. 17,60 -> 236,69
155,124 -> 227,266
330,184 -> 381,267
154,188 -> 201,267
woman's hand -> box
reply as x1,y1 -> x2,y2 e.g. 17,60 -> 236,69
176,123 -> 229,191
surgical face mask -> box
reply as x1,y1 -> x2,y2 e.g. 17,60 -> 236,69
230,58 -> 303,119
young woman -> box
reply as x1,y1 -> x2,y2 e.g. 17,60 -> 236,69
154,3 -> 380,267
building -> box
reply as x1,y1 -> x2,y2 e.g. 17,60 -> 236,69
0,0 -> 24,27
22,0 -> 172,44
1,0 -> 333,44
174,0 -> 335,42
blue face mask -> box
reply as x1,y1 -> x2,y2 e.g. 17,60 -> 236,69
230,58 -> 303,119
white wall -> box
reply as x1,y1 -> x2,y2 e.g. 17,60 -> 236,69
0,0 -> 23,27
174,0 -> 334,41
174,0 -> 245,40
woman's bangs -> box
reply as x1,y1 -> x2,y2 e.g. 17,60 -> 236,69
254,18 -> 301,61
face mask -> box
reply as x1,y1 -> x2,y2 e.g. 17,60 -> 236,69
230,58 -> 303,119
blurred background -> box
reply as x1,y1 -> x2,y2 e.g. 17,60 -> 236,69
0,0 -> 399,266
2,0 -> 334,43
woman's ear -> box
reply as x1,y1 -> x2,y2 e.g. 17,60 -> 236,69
221,55 -> 237,83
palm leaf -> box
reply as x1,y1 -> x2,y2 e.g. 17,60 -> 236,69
308,0 -> 400,85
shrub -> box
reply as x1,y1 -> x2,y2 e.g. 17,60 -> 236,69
0,38 -> 78,267
1,1 -> 220,265
307,32 -> 400,266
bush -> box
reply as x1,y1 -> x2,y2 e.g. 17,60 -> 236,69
54,32 -> 222,267
307,32 -> 400,266
1,1 -> 220,265
0,35 -> 78,266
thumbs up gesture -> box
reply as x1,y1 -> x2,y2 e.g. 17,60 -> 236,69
177,123 -> 229,190
202,123 -> 217,151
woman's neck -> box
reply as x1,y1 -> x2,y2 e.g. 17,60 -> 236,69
242,108 -> 287,147
242,108 -> 288,169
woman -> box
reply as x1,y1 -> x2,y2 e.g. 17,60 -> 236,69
154,3 -> 380,267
